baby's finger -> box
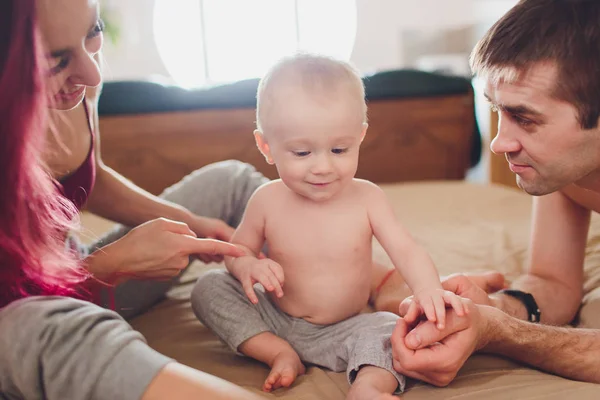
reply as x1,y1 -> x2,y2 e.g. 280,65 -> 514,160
255,272 -> 276,292
266,273 -> 284,298
268,262 -> 285,286
443,291 -> 465,317
433,295 -> 446,329
421,298 -> 437,324
241,279 -> 259,304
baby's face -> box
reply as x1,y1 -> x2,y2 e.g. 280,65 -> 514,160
262,93 -> 366,202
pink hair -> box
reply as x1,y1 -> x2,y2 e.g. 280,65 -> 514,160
0,0 -> 90,308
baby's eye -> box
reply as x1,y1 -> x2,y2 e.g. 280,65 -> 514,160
331,148 -> 348,155
293,150 -> 311,157
87,19 -> 105,39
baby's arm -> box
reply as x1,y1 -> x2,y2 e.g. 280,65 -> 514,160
225,186 -> 284,303
365,183 -> 465,327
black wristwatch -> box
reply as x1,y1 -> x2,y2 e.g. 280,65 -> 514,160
499,289 -> 541,323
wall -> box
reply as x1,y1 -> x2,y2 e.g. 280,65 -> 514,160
101,0 -> 519,82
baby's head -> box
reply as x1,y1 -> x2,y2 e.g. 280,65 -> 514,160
254,53 -> 367,202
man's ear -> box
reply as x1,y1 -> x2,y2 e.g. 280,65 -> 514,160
254,129 -> 274,164
360,123 -> 368,143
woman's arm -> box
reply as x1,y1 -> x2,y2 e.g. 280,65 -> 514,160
84,90 -> 231,241
142,363 -> 264,400
0,296 -> 262,400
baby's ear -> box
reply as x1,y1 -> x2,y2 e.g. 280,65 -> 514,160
254,129 -> 274,164
360,123 -> 369,143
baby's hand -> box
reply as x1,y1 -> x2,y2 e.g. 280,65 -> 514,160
407,288 -> 469,329
236,258 -> 285,304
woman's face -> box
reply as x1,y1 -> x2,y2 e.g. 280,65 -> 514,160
37,0 -> 103,110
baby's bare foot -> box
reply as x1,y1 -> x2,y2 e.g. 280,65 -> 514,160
263,350 -> 305,392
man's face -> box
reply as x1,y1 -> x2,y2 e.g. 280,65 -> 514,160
485,63 -> 600,196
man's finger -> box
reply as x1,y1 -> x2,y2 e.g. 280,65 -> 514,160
392,358 -> 447,385
398,297 -> 412,317
403,301 -> 421,324
441,274 -> 468,295
393,319 -> 451,372
390,318 -> 410,357
405,312 -> 471,350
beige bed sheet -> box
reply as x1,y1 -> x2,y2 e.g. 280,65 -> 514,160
124,182 -> 600,399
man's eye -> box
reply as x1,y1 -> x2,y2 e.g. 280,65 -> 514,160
512,114 -> 533,127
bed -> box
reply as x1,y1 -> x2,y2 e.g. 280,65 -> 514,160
87,74 -> 600,399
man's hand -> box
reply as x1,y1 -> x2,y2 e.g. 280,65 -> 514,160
407,288 -> 469,330
401,272 -> 504,324
391,301 -> 494,386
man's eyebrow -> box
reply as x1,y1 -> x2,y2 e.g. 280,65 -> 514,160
483,92 -> 543,117
502,104 -> 544,117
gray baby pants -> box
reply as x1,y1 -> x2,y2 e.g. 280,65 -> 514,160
191,269 -> 406,393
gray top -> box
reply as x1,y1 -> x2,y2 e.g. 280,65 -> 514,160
0,296 -> 172,400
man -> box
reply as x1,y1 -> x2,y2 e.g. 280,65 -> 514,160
390,0 -> 600,386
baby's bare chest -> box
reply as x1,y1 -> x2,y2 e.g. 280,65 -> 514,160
264,202 -> 372,258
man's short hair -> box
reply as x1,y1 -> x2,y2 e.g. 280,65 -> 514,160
471,0 -> 600,129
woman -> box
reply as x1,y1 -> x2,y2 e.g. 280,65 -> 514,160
0,1 -> 262,399
39,0 -> 270,317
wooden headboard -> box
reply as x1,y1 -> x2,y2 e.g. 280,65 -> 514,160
99,93 -> 476,195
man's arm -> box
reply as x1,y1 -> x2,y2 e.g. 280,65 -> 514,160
492,190 -> 590,324
392,303 -> 600,386
485,306 -> 600,383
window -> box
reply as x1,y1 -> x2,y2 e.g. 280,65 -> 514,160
154,0 -> 357,88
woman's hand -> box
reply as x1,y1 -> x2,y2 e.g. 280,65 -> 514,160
85,218 -> 244,284
185,215 -> 236,263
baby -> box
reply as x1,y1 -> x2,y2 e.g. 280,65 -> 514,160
192,54 -> 467,399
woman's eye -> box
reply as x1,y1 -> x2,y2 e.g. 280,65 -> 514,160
49,56 -> 70,75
